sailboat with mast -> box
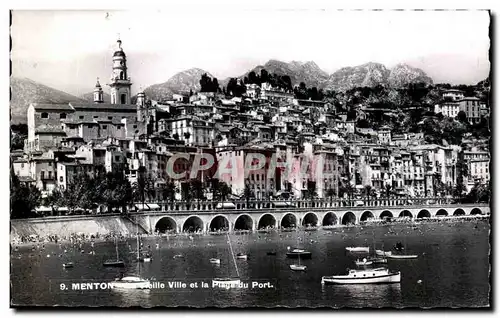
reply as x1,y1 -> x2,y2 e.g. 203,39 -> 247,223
290,228 -> 307,271
212,233 -> 241,288
103,236 -> 125,267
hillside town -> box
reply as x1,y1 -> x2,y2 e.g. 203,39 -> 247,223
10,39 -> 491,217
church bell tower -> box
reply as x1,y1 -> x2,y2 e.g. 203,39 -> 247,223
109,38 -> 132,105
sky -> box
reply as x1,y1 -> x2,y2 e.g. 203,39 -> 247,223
11,9 -> 491,96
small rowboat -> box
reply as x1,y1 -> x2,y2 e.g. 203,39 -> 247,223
236,253 -> 248,260
355,258 -> 373,266
63,262 -> 74,269
386,254 -> 418,259
210,258 -> 221,264
346,247 -> 370,253
290,264 -> 307,271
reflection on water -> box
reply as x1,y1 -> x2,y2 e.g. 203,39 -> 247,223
322,283 -> 402,308
10,220 -> 490,308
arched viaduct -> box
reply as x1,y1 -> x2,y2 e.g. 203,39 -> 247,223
132,204 -> 490,234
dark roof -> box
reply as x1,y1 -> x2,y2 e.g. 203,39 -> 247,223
113,50 -> 126,57
69,102 -> 137,112
35,127 -> 66,134
32,103 -> 74,111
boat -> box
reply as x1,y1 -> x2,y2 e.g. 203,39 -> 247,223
103,237 -> 125,267
321,267 -> 401,285
266,251 -> 277,256
386,254 -> 418,259
355,258 -> 373,266
136,232 -> 152,262
210,258 -> 221,264
173,254 -> 184,259
110,276 -> 151,290
290,264 -> 307,271
286,248 -> 312,259
236,253 -> 248,260
62,262 -> 74,269
371,257 -> 388,264
375,250 -> 392,257
346,247 -> 370,253
212,233 -> 241,289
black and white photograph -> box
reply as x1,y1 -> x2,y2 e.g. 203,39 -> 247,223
9,8 -> 491,308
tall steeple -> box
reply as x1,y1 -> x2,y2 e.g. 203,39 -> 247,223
109,36 -> 132,105
93,77 -> 104,103
136,86 -> 146,121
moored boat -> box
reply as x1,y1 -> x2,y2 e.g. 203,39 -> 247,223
62,262 -> 74,269
266,251 -> 277,256
375,250 -> 392,257
236,253 -> 248,260
286,248 -> 312,259
321,268 -> 401,285
290,264 -> 307,271
346,247 -> 370,253
355,258 -> 373,266
209,258 -> 221,264
386,254 -> 418,259
110,276 -> 151,290
103,260 -> 125,267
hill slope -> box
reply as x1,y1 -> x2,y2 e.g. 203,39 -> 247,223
143,68 -> 213,101
10,77 -> 87,124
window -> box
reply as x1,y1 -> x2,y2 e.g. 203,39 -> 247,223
108,116 -> 113,120
135,130 -> 139,134
48,162 -> 52,167
41,112 -> 48,119
117,126 -> 121,130
93,116 -> 98,119
120,94 -> 126,104
40,171 -> 45,179
133,125 -> 137,129
48,171 -> 52,179
59,176 -> 63,182
79,116 -> 84,120
60,113 -> 67,119
103,125 -> 107,129
115,155 -> 120,162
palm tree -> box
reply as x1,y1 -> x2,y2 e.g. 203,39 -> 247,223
364,185 -> 373,205
326,188 -> 335,204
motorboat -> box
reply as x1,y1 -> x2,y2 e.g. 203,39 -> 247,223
210,258 -> 221,264
290,264 -> 307,271
138,253 -> 152,262
386,254 -> 418,259
212,277 -> 241,288
110,276 -> 151,290
236,253 -> 248,260
103,260 -> 125,267
286,248 -> 312,259
321,268 -> 401,285
371,257 -> 388,264
62,262 -> 74,269
346,247 -> 370,253
355,258 -> 373,266
375,250 -> 392,257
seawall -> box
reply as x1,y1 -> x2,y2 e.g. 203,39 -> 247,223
10,215 -> 145,238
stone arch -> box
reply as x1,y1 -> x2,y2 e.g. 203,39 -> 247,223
453,208 -> 466,216
154,216 -> 177,233
417,209 -> 431,219
280,213 -> 298,229
436,209 -> 448,217
470,208 -> 483,215
257,214 -> 276,230
209,214 -> 230,232
341,212 -> 356,225
399,210 -> 413,218
380,210 -> 393,219
182,215 -> 204,233
302,212 -> 319,227
234,214 -> 254,231
360,211 -> 374,222
322,212 -> 338,226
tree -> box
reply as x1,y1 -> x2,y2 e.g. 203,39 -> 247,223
243,182 -> 253,205
326,188 -> 336,203
10,169 -> 41,219
189,179 -> 204,201
306,180 -> 317,201
457,111 -> 468,124
364,185 -> 373,204
217,181 -> 232,201
172,133 -> 179,140
43,188 -> 63,216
